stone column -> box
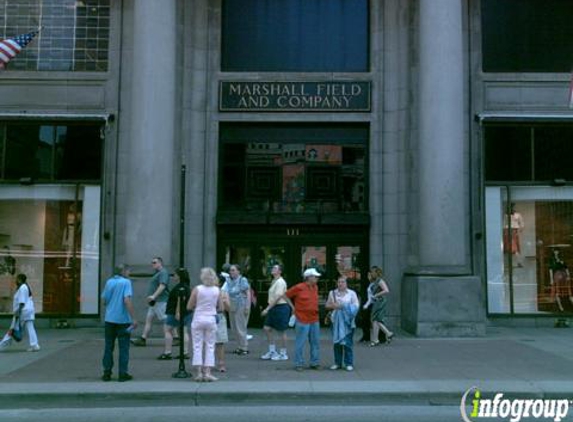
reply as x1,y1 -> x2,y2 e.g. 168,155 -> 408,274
418,0 -> 465,269
402,0 -> 484,336
125,0 -> 176,265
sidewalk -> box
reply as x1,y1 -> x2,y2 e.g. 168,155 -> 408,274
1,325 -> 573,407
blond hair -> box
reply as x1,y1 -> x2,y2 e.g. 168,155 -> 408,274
200,267 -> 218,287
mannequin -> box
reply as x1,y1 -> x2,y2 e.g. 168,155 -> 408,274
549,248 -> 573,312
503,203 -> 525,267
62,203 -> 81,267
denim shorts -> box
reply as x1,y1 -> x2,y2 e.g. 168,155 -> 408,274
165,314 -> 192,328
264,303 -> 291,331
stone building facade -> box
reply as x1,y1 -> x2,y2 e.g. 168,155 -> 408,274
0,0 -> 571,335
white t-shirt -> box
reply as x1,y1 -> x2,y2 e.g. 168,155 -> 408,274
13,283 -> 35,321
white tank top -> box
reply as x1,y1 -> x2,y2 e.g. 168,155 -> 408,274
194,285 -> 219,317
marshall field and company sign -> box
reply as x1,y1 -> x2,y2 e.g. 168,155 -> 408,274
219,81 -> 371,112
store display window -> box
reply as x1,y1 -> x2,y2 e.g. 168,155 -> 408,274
486,187 -> 573,314
484,123 -> 573,315
0,185 -> 100,316
0,121 -> 102,317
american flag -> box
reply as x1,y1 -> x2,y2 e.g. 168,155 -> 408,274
0,30 -> 40,70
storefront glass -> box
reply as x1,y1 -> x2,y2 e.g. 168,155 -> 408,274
0,185 -> 100,316
486,186 -> 573,314
220,141 -> 366,214
0,121 -> 102,317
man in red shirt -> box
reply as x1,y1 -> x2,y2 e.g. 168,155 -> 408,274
286,268 -> 321,371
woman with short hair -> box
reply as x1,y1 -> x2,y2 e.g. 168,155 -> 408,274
187,267 -> 220,382
325,276 -> 359,371
226,264 -> 250,355
260,264 -> 291,361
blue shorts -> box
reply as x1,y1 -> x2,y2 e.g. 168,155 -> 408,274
165,314 -> 192,328
264,303 -> 291,332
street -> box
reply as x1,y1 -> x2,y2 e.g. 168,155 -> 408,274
1,405 -> 461,422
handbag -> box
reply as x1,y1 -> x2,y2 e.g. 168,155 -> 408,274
11,316 -> 22,342
323,290 -> 335,326
324,311 -> 333,326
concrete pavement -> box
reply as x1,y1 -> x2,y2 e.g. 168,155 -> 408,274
1,324 -> 573,408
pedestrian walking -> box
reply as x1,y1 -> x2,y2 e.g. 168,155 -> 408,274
226,264 -> 250,355
285,268 -> 321,371
325,276 -> 359,371
157,268 -> 191,360
187,267 -> 221,382
365,266 -> 394,346
101,264 -> 137,382
260,264 -> 290,361
132,257 -> 170,346
13,273 -> 40,352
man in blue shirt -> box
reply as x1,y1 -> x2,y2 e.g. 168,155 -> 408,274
101,264 -> 137,382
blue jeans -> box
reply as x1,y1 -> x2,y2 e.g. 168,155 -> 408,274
294,321 -> 320,367
333,329 -> 354,367
102,322 -> 131,375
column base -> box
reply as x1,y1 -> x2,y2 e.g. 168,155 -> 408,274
401,275 -> 485,337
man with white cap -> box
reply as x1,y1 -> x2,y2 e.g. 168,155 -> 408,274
285,268 -> 321,371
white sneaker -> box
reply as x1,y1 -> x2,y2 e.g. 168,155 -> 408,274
271,352 -> 288,361
345,365 -> 354,371
27,345 -> 41,352
261,350 -> 278,360
247,334 -> 254,341
329,364 -> 340,370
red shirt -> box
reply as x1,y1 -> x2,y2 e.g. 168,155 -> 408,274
286,282 -> 319,324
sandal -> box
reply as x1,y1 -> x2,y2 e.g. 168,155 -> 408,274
194,375 -> 204,382
368,341 -> 380,347
386,333 -> 395,344
157,353 -> 173,360
203,374 -> 218,382
218,366 -> 227,373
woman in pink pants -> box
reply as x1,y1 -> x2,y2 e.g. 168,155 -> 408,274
187,267 -> 221,382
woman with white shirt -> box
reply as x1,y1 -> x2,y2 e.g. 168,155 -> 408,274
325,276 -> 359,371
13,273 -> 40,352
260,264 -> 291,361
187,267 -> 221,382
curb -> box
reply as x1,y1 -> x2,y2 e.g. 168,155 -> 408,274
2,380 -> 573,409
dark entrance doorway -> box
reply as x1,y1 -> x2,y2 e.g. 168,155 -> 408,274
217,122 -> 370,326
217,225 -> 368,326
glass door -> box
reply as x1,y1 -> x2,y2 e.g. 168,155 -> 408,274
218,226 -> 368,326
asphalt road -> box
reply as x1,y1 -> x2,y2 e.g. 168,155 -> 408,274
0,405 -> 464,422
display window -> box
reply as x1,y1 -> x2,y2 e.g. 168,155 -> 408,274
0,185 -> 100,316
486,187 -> 573,315
484,123 -> 573,315
0,120 -> 103,317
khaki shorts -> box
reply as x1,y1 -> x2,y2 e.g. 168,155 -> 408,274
146,301 -> 167,321
215,313 -> 228,344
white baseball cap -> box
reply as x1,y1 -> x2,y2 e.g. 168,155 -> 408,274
303,268 -> 321,278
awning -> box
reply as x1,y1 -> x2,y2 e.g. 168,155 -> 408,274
476,112 -> 573,124
0,112 -> 113,122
